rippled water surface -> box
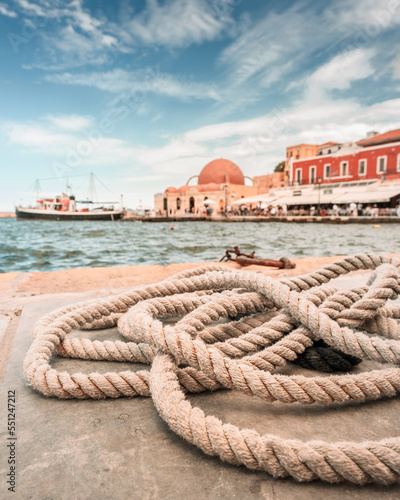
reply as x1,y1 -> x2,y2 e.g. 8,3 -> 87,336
0,218 -> 399,272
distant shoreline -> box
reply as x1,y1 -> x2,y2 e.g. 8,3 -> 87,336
0,212 -> 15,218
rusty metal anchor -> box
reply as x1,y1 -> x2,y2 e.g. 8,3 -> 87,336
219,246 -> 296,269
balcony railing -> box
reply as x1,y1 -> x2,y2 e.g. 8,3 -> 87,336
290,169 -> 400,186
289,178 -> 316,186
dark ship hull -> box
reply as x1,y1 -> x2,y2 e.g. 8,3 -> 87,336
16,208 -> 124,221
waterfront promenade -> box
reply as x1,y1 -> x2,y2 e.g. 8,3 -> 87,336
1,256 -> 399,498
125,214 -> 400,224
8,210 -> 400,223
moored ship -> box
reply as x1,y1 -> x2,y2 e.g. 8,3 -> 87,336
16,196 -> 124,221
16,173 -> 125,221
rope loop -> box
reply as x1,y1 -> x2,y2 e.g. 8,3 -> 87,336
23,254 -> 400,485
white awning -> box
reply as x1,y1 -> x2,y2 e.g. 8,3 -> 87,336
232,183 -> 400,207
273,193 -> 336,206
231,194 -> 278,205
332,189 -> 400,204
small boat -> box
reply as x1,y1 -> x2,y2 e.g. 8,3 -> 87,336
16,173 -> 125,221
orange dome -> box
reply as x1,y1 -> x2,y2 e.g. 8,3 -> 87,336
178,186 -> 187,193
198,159 -> 244,185
165,186 -> 178,193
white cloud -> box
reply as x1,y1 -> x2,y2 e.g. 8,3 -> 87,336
331,0 -> 400,32
218,1 -> 398,90
44,68 -> 220,101
3,115 -> 95,152
307,48 -> 375,92
137,137 -> 208,166
14,0 -> 45,17
6,96 -> 400,172
4,123 -> 72,148
67,0 -> 102,33
391,53 -> 400,79
356,98 -> 400,123
183,114 -> 284,143
14,0 -> 234,70
16,0 -> 119,70
2,117 -> 139,168
0,3 -> 17,17
26,24 -> 116,70
127,96 -> 400,180
218,4 -> 323,87
124,0 -> 231,49
45,114 -> 94,131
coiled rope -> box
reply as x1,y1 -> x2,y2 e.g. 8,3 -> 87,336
23,254 -> 400,485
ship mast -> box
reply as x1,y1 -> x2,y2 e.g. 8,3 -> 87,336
65,179 -> 72,196
34,179 -> 42,201
88,172 -> 97,202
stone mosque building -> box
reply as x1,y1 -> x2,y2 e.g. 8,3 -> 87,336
154,159 -> 262,215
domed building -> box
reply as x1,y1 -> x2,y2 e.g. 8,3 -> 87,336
198,159 -> 245,185
154,159 -> 259,216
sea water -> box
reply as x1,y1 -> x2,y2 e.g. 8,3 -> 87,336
0,218 -> 398,273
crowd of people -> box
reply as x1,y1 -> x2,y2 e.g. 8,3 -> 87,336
228,204 -> 288,216
220,202 -> 400,217
157,202 -> 400,217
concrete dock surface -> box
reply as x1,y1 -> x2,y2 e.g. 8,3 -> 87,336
1,258 -> 400,499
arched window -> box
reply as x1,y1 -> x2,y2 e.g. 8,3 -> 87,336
176,198 -> 181,210
163,198 -> 167,211
189,197 -> 195,212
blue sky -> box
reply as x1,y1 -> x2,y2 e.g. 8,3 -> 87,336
1,0 -> 400,210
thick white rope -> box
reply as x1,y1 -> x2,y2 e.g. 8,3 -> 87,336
23,255 -> 400,484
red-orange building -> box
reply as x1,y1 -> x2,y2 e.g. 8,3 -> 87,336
284,143 -> 319,185
289,129 -> 400,186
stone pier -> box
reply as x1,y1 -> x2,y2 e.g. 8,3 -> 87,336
1,257 -> 399,498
